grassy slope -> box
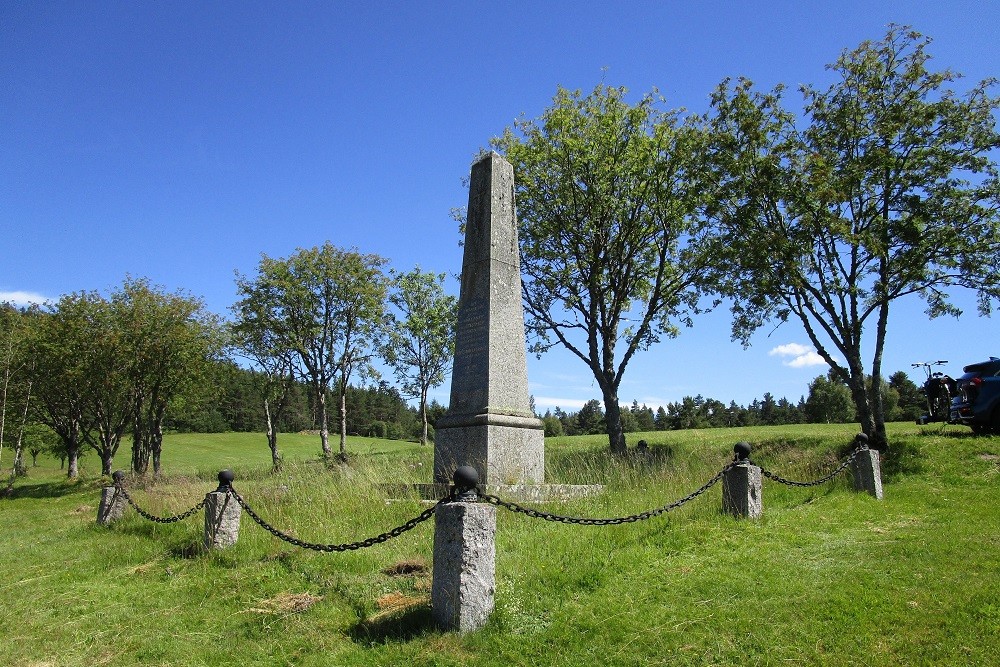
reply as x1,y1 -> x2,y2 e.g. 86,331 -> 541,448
1,424 -> 997,666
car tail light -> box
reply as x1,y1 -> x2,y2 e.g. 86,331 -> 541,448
971,377 -> 984,387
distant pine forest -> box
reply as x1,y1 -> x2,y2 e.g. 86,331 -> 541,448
174,361 -> 927,440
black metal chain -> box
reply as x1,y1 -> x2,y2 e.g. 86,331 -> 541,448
481,462 -> 736,525
116,485 -> 207,524
750,445 -> 864,488
228,487 -> 443,552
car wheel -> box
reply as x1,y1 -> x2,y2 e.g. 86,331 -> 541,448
992,409 -> 1000,436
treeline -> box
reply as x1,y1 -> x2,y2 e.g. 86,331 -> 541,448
541,371 -> 925,436
165,360 -> 443,441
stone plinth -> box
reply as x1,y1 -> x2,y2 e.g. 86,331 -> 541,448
203,491 -> 241,550
434,152 -> 544,484
852,449 -> 884,500
723,462 -> 762,519
432,501 -> 496,633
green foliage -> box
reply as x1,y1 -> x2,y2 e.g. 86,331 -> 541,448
704,25 -> 1000,446
493,83 -> 714,454
889,371 -> 924,422
805,371 -> 855,423
382,268 -> 457,445
233,243 -> 389,460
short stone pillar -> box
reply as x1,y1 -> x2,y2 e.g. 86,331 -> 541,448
851,436 -> 883,500
432,466 -> 496,633
97,471 -> 128,526
722,442 -> 762,519
204,470 -> 241,550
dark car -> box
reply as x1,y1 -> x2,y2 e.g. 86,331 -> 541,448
950,357 -> 1000,434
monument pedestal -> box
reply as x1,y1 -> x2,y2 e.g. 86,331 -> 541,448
434,413 -> 544,485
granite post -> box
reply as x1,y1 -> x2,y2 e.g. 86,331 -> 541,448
96,472 -> 128,526
204,470 -> 241,550
432,467 -> 496,633
722,442 -> 762,519
434,152 -> 544,485
851,448 -> 884,500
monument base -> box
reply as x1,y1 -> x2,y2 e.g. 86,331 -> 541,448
434,418 -> 545,485
387,483 -> 604,503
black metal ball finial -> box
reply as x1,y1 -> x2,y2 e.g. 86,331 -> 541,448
734,441 -> 752,461
112,470 -> 125,485
453,465 -> 480,501
217,469 -> 235,491
854,433 -> 869,449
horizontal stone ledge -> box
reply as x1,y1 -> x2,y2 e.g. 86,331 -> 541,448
435,412 -> 544,430
382,483 -> 604,503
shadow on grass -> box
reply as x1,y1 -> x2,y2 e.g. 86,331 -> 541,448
349,604 -> 437,646
3,480 -> 92,500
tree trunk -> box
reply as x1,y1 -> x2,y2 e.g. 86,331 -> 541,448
264,398 -> 282,471
849,377 -> 876,442
870,299 -> 891,450
420,386 -> 429,446
100,449 -> 113,476
66,446 -> 79,479
338,385 -> 348,461
317,388 -> 331,460
602,388 -> 627,455
132,401 -> 151,475
151,422 -> 163,476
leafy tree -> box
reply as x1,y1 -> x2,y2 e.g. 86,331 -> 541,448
805,372 -> 855,423
23,422 -> 57,467
115,278 -> 222,475
1,303 -> 33,484
654,406 -> 670,431
629,400 -> 657,432
382,268 -> 457,445
81,294 -> 133,475
494,84 -> 714,454
541,410 -> 564,437
705,26 -> 1000,448
888,370 -> 924,422
229,299 -> 301,469
575,399 -> 606,435
27,294 -> 97,478
234,243 -> 388,461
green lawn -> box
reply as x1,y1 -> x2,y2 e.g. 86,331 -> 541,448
2,423 -> 997,666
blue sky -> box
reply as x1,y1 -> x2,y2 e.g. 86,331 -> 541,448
3,1 -> 998,413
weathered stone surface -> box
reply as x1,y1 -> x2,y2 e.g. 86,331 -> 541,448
434,422 -> 544,485
203,491 -> 241,549
432,501 -> 496,633
434,152 -> 544,484
96,487 -> 127,526
722,463 -> 763,519
852,449 -> 884,500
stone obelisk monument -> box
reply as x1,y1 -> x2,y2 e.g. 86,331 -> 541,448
433,152 -> 545,485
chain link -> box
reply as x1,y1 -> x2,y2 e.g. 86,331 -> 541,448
228,487 -> 443,552
481,462 -> 736,525
116,484 -> 207,523
750,445 -> 864,488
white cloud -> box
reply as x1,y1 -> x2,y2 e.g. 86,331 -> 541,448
769,343 -> 813,358
769,342 -> 830,368
0,290 -> 51,307
785,351 -> 828,367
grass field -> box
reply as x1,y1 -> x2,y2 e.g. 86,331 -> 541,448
1,423 -> 998,666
